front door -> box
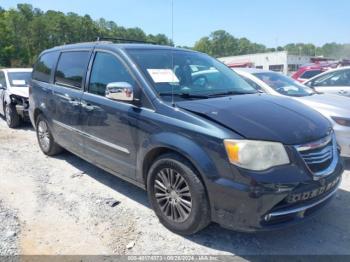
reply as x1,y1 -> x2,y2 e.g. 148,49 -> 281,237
313,69 -> 350,97
80,51 -> 139,178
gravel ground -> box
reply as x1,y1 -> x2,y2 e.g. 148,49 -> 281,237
0,117 -> 349,256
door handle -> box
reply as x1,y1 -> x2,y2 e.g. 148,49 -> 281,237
81,102 -> 95,111
68,99 -> 80,106
338,90 -> 348,95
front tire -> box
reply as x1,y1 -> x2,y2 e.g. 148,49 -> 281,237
36,115 -> 63,156
5,103 -> 21,128
147,153 -> 211,235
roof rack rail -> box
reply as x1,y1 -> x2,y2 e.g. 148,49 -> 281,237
96,37 -> 156,45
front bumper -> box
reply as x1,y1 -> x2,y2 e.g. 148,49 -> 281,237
207,160 -> 344,232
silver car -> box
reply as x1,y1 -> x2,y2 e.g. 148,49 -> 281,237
304,67 -> 350,97
0,68 -> 32,128
234,68 -> 350,158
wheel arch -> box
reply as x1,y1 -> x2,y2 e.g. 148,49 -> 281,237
140,132 -> 219,190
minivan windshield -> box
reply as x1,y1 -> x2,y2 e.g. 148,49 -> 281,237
8,72 -> 32,87
127,49 -> 257,101
253,72 -> 315,97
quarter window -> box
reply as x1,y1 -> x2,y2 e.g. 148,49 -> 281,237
32,51 -> 59,83
89,52 -> 135,96
55,51 -> 90,89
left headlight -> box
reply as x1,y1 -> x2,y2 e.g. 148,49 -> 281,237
224,139 -> 290,171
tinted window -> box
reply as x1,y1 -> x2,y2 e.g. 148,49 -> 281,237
89,52 -> 135,96
0,71 -> 6,87
300,70 -> 323,79
33,52 -> 59,83
8,72 -> 32,87
55,51 -> 90,89
313,69 -> 350,87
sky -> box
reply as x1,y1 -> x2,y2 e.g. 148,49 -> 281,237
1,0 -> 349,47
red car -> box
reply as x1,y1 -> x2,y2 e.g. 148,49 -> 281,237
291,64 -> 328,83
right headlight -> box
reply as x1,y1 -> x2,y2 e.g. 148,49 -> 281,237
224,139 -> 290,171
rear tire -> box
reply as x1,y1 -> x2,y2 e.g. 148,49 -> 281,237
5,103 -> 21,128
147,153 -> 211,235
36,114 -> 63,156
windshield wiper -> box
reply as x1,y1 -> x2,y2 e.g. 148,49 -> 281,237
207,90 -> 257,97
158,92 -> 209,99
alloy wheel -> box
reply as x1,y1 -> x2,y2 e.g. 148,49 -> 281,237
154,168 -> 192,222
38,120 -> 50,152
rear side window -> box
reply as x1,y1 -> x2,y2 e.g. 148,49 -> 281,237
54,51 -> 90,89
300,70 -> 323,79
33,51 -> 59,83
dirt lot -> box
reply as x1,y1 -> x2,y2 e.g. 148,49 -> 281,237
0,117 -> 350,256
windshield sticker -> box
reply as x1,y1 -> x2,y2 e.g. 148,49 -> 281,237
12,80 -> 26,85
147,69 -> 179,83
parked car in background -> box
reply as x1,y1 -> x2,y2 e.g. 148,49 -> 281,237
235,68 -> 350,158
304,67 -> 350,97
0,68 -> 32,128
291,64 -> 328,83
30,41 -> 343,234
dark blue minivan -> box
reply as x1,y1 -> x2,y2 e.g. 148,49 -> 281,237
29,41 -> 344,234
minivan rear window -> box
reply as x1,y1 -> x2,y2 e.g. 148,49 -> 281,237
33,51 -> 59,83
54,51 -> 90,89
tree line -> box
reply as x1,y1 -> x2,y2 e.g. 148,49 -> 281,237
0,4 -> 173,67
193,30 -> 350,59
0,4 -> 349,67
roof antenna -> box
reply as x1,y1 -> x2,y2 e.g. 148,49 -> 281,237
171,0 -> 175,107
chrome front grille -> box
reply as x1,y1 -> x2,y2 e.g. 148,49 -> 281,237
295,133 -> 338,178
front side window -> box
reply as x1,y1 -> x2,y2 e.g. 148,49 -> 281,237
254,72 -> 315,97
8,72 -> 32,87
33,51 -> 59,83
312,69 -> 350,87
126,49 -> 256,102
89,52 -> 135,96
55,51 -> 90,89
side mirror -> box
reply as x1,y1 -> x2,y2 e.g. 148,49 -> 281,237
105,82 -> 134,102
0,83 -> 4,89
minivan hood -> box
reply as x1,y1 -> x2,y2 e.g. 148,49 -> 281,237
8,86 -> 29,98
295,94 -> 350,118
177,94 -> 332,145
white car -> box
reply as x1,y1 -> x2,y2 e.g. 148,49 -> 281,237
0,68 -> 32,128
304,67 -> 350,97
234,68 -> 350,158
